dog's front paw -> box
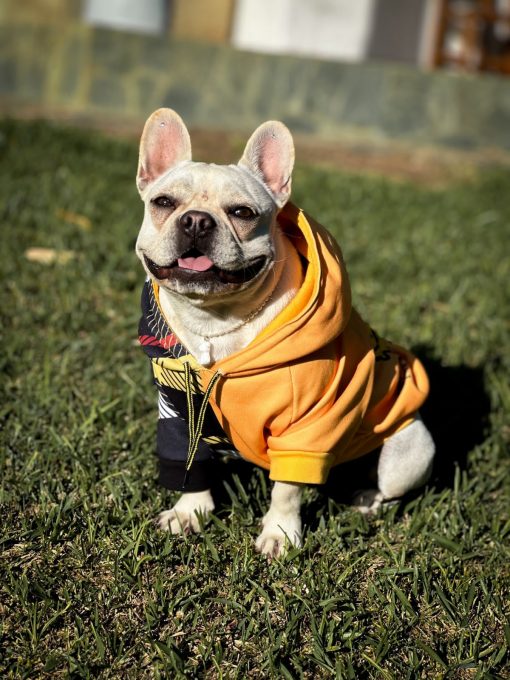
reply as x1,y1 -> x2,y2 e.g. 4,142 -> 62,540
157,508 -> 202,534
255,512 -> 302,558
157,490 -> 214,535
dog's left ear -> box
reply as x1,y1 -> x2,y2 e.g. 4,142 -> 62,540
137,108 -> 192,194
239,121 -> 294,208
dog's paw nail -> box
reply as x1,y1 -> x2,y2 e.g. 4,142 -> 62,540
270,540 -> 282,559
157,511 -> 173,530
256,539 -> 275,558
255,536 -> 269,555
255,533 -> 290,559
156,510 -> 196,535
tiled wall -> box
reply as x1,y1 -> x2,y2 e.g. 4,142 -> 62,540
1,18 -> 509,149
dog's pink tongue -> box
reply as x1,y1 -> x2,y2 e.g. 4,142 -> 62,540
177,255 -> 214,272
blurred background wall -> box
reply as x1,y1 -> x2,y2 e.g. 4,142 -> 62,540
1,0 -> 510,148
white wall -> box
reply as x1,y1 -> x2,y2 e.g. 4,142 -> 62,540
83,0 -> 166,35
231,0 -> 376,62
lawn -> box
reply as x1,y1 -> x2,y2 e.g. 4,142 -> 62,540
1,119 -> 509,678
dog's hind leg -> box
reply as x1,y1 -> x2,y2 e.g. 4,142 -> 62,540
353,415 -> 435,514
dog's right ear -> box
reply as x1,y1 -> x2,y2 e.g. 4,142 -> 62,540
137,108 -> 192,194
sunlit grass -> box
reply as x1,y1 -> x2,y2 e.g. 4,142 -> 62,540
1,120 -> 509,677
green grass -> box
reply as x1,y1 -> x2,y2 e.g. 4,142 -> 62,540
1,119 -> 509,678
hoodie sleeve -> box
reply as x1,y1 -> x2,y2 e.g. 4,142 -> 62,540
266,343 -> 376,485
266,323 -> 429,485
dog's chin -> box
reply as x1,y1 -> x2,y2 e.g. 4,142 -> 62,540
143,253 -> 270,296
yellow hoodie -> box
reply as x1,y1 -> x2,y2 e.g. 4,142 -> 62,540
153,202 -> 429,486
195,202 -> 430,485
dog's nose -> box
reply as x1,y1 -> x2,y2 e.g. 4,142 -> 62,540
179,210 -> 216,238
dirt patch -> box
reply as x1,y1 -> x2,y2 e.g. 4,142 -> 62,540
190,128 -> 509,187
3,100 -> 510,187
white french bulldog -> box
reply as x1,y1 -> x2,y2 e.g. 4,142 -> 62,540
135,108 -> 435,557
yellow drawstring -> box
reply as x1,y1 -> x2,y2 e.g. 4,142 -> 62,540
182,362 -> 222,489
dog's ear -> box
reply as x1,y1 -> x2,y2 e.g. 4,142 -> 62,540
239,121 -> 294,208
137,108 -> 192,194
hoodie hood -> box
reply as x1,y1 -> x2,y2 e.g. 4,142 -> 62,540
211,202 -> 351,376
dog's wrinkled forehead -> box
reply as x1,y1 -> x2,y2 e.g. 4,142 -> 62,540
137,109 -> 295,210
147,161 -> 277,214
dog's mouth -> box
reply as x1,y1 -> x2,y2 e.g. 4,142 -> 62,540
144,249 -> 267,285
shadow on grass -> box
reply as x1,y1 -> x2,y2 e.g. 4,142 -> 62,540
416,345 -> 491,489
212,346 -> 491,526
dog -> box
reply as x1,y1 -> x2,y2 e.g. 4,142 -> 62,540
135,108 -> 436,557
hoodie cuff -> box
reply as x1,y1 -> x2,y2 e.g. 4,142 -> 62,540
158,458 -> 216,492
268,450 -> 332,485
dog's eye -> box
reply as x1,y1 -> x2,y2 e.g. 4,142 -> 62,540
152,196 -> 175,209
229,206 -> 257,220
